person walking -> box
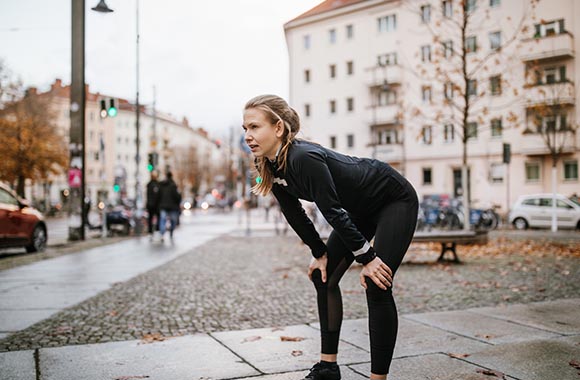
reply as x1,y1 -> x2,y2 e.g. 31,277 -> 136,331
242,95 -> 418,380
146,170 -> 161,240
158,171 -> 181,242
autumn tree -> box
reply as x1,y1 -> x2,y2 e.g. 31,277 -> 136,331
171,145 -> 202,197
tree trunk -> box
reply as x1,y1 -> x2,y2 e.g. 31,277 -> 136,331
16,175 -> 26,198
551,163 -> 558,232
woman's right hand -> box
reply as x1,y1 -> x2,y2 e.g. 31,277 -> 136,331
308,254 -> 328,283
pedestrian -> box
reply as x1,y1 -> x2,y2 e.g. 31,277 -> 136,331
158,171 -> 181,242
146,170 -> 161,240
242,95 -> 418,380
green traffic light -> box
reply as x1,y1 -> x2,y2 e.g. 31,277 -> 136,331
113,184 -> 120,192
108,107 -> 117,117
147,164 -> 154,172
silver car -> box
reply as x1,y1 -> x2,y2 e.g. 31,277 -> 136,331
509,194 -> 580,230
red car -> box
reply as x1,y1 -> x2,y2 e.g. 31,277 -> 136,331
0,183 -> 47,253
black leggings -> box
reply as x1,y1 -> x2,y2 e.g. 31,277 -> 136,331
311,182 -> 418,375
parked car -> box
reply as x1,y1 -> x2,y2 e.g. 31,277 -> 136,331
0,183 -> 48,252
509,193 -> 580,230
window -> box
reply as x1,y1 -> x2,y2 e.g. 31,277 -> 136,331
491,118 -> 502,137
329,29 -> 336,44
489,31 -> 501,50
490,0 -> 500,6
304,69 -> 311,83
526,162 -> 540,182
443,40 -> 453,58
490,75 -> 502,95
466,0 -> 477,12
347,97 -> 354,112
422,86 -> 432,103
444,124 -> 455,142
422,126 -> 432,144
444,82 -> 454,100
545,67 -> 557,84
346,24 -> 354,39
465,36 -> 477,53
522,198 -> 539,206
94,152 -> 100,161
443,0 -> 453,17
421,45 -> 432,62
347,134 -> 354,148
330,136 -> 337,149
305,104 -> 311,117
378,52 -> 398,66
539,198 -> 553,207
329,64 -> 336,78
421,5 -> 431,23
378,128 -> 399,144
490,163 -> 504,183
304,35 -> 311,50
89,131 -> 95,141
423,168 -> 432,185
330,100 -> 336,114
467,122 -> 478,139
346,61 -> 354,75
378,14 -> 397,32
559,66 -> 567,82
378,90 -> 397,106
564,160 -> 578,181
535,19 -> 565,38
467,79 -> 477,97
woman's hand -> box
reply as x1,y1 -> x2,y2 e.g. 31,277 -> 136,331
308,254 -> 328,283
360,257 -> 393,290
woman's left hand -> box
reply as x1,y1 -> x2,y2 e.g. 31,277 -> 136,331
360,257 -> 393,290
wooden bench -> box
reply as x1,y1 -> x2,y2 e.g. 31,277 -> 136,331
412,230 -> 489,263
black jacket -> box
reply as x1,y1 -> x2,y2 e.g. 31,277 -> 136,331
146,180 -> 161,210
159,179 -> 181,211
270,140 -> 413,265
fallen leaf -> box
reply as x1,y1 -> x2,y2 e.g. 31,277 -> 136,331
476,368 -> 505,378
291,350 -> 303,357
447,352 -> 470,358
241,336 -> 261,343
475,334 -> 496,340
109,310 -> 118,317
280,336 -> 305,342
139,333 -> 167,344
114,376 -> 150,380
570,360 -> 580,370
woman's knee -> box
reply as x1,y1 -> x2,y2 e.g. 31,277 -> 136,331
364,277 -> 393,302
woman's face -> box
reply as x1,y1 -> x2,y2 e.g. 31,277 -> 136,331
243,107 -> 284,160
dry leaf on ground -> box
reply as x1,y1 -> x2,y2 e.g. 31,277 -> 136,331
280,336 -> 305,342
476,368 -> 506,378
241,336 -> 261,343
291,350 -> 303,356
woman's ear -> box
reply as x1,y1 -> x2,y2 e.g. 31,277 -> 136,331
275,120 -> 285,138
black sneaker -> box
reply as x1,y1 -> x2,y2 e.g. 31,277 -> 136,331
302,362 -> 341,380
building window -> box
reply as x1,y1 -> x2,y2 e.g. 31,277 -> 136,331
421,45 -> 432,62
346,61 -> 354,75
330,100 -> 336,114
536,114 -> 568,133
490,75 -> 502,95
329,28 -> 336,44
465,36 -> 477,53
347,134 -> 354,148
443,0 -> 453,17
443,40 -> 453,58
491,118 -> 502,137
94,152 -> 100,161
329,64 -> 336,79
422,86 -> 432,103
305,104 -> 311,117
346,24 -> 354,39
378,52 -> 398,66
304,35 -> 311,50
564,160 -> 578,181
467,122 -> 478,139
378,90 -> 397,106
422,125 -> 432,144
421,5 -> 431,23
466,0 -> 477,12
490,0 -> 500,7
489,31 -> 501,50
540,66 -> 567,85
444,124 -> 455,142
525,162 -> 540,182
467,79 -> 477,97
330,136 -> 337,149
378,128 -> 399,145
490,163 -> 504,183
423,167 -> 432,185
378,14 -> 397,32
304,69 -> 310,83
347,97 -> 354,112
89,131 -> 95,141
535,19 -> 565,38
444,82 -> 454,100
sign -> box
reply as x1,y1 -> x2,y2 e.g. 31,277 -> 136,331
68,168 -> 82,188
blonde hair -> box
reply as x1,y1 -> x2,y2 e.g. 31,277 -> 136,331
244,94 -> 300,196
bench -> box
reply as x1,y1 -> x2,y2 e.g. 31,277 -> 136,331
412,230 -> 489,263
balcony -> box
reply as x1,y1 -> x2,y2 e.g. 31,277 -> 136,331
524,81 -> 575,108
369,104 -> 400,126
373,144 -> 404,163
520,131 -> 577,156
520,33 -> 575,62
366,65 -> 403,88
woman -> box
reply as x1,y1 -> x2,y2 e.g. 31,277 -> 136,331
243,95 -> 418,380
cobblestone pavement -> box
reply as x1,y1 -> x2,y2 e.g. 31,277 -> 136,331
0,233 -> 578,352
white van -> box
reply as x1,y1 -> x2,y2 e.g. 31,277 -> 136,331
509,194 -> 580,230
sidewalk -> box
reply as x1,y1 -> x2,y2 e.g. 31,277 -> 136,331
1,298 -> 578,380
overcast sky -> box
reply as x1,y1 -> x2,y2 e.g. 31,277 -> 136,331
0,0 -> 322,138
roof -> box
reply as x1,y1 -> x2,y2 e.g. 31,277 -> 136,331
286,0 -> 369,25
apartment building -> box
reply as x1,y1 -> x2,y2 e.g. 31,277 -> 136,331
284,0 -> 580,211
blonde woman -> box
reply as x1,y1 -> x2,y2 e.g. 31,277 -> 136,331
243,95 -> 418,380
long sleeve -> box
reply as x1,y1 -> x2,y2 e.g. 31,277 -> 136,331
271,184 -> 327,258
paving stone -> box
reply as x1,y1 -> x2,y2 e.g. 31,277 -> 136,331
405,309 -> 560,345
39,333 -> 258,380
0,309 -> 59,332
212,324 -> 369,374
333,318 -> 491,358
244,365 -> 367,380
350,353 -> 513,380
0,350 -> 36,380
470,298 -> 580,335
464,337 -> 580,380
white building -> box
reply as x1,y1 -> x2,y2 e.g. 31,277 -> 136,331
284,0 -> 580,212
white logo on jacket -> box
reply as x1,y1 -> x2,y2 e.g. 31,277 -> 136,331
273,177 -> 288,186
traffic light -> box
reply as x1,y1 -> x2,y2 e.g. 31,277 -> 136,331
107,99 -> 117,117
99,98 -> 118,118
113,176 -> 121,192
100,100 -> 108,118
147,152 -> 158,172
